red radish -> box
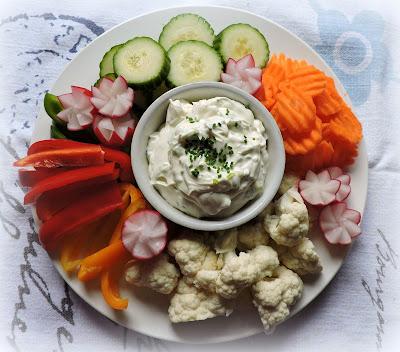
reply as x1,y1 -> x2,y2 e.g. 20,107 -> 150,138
93,113 -> 136,147
122,210 -> 168,260
221,54 -> 262,95
299,170 -> 340,206
57,86 -> 95,131
91,76 -> 134,118
319,202 -> 361,245
327,166 -> 352,202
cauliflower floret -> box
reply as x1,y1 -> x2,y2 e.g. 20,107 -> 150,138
168,276 -> 232,323
125,254 -> 180,294
237,221 -> 269,250
278,174 -> 300,195
280,238 -> 322,276
264,189 -> 309,247
216,246 -> 279,299
251,266 -> 303,330
214,228 -> 238,254
168,231 -> 209,276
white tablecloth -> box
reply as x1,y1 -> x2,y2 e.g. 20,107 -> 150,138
1,0 -> 399,351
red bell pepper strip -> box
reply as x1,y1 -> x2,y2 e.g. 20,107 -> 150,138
36,168 -> 119,222
19,168 -> 71,187
102,146 -> 134,182
14,145 -> 104,168
28,139 -> 89,155
39,181 -> 123,252
24,162 -> 115,204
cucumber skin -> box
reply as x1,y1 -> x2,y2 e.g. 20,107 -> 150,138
159,13 -> 215,51
50,121 -> 98,143
50,123 -> 67,139
94,73 -> 117,87
213,23 -> 270,68
113,37 -> 170,90
99,44 -> 122,77
166,40 -> 223,88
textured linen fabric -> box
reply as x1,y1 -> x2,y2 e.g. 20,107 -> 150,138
0,0 -> 399,351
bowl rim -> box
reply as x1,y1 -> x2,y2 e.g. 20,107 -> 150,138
131,81 -> 285,231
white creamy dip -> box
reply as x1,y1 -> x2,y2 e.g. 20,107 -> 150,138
147,97 -> 269,218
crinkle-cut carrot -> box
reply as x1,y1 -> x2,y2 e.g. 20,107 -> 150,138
287,65 -> 327,96
323,106 -> 362,145
271,85 -> 316,135
286,140 -> 334,174
263,62 -> 286,83
331,139 -> 359,168
314,78 -> 343,119
283,118 -> 322,155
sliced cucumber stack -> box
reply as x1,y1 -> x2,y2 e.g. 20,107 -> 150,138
167,40 -> 222,87
99,44 -> 122,77
114,37 -> 170,89
159,13 -> 215,51
214,23 -> 269,68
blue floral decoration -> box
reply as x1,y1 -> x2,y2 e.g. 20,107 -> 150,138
310,2 -> 390,105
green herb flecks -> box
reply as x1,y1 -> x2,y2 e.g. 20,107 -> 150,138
184,135 -> 234,178
186,116 -> 196,123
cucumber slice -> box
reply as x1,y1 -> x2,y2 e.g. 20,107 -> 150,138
44,93 -> 66,126
99,44 -> 123,77
159,13 -> 215,51
167,40 -> 222,87
114,37 -> 170,90
214,23 -> 269,68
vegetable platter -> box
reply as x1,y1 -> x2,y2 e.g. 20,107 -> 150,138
19,6 -> 368,344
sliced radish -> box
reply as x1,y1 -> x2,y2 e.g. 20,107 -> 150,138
327,166 -> 352,202
57,86 -> 95,131
299,170 -> 340,206
91,76 -> 134,118
319,202 -> 361,245
93,112 -> 136,147
122,210 -> 168,260
221,54 -> 262,95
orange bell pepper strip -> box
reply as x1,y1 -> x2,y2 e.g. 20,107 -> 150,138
77,241 -> 131,282
101,265 -> 128,310
77,184 -> 146,282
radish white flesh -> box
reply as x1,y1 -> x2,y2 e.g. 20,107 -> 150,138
327,167 -> 352,201
57,86 -> 94,131
91,76 -> 134,118
220,54 -> 262,95
93,113 -> 136,147
299,170 -> 340,206
319,202 -> 361,245
122,210 -> 168,260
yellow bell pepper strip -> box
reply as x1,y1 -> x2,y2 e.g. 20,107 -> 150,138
14,144 -> 104,168
101,265 -> 128,310
59,211 -> 121,274
39,181 -> 123,252
24,162 -> 116,204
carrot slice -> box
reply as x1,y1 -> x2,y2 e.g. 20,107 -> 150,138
283,118 -> 322,155
287,65 -> 327,96
272,85 -> 316,135
314,77 -> 343,119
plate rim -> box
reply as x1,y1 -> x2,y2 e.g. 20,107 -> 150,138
30,5 -> 369,344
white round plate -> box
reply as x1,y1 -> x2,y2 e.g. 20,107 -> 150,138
31,5 -> 368,344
